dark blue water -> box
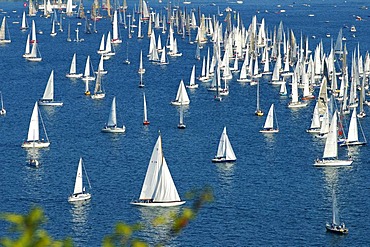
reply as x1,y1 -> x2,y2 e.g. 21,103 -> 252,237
1,0 -> 370,246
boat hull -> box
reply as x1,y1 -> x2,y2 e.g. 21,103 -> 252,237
259,129 -> 279,133
68,193 -> 91,202
288,102 -> 308,108
22,141 -> 50,148
171,101 -> 189,106
339,141 -> 366,147
101,126 -> 126,133
326,224 -> 348,234
38,100 -> 63,106
91,93 -> 105,99
212,157 -> 236,163
66,73 -> 83,78
130,200 -> 186,207
314,159 -> 353,167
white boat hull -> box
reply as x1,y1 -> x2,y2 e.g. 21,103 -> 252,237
38,100 -> 63,106
26,57 -> 42,62
66,73 -> 83,78
91,93 -> 105,99
22,141 -> 50,148
314,159 -> 353,167
171,101 -> 189,106
68,193 -> 91,202
130,200 -> 186,207
101,126 -> 126,133
288,101 -> 308,108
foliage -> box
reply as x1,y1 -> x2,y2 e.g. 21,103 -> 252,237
0,187 -> 213,247
0,207 -> 73,247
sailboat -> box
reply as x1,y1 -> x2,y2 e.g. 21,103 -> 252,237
67,23 -> 72,42
306,102 -> 321,133
314,111 -> 353,167
212,127 -> 237,163
177,104 -> 186,129
131,132 -> 186,207
0,16 -> 11,44
22,34 -> 31,58
111,10 -> 122,44
0,91 -> 6,115
255,81 -> 263,116
82,55 -> 95,81
68,157 -> 92,203
20,11 -> 29,30
326,189 -> 348,234
91,71 -> 105,99
66,53 -> 83,78
38,70 -> 63,106
143,92 -> 150,125
260,104 -> 279,133
95,55 -> 107,75
123,41 -> 130,64
138,50 -> 145,74
102,97 -> 125,133
50,20 -> 57,36
339,108 -> 367,146
171,80 -> 190,106
26,42 -> 42,62
22,102 -> 50,148
186,65 -> 198,89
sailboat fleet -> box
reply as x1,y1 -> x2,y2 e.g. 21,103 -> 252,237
3,0 -> 370,234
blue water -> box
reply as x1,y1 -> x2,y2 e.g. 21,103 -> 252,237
1,0 -> 370,246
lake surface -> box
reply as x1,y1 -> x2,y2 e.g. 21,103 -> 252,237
1,0 -> 370,246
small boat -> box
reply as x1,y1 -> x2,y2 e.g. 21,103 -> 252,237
131,132 -> 186,207
38,70 -> 63,106
0,91 -> 6,115
21,102 -> 50,148
26,42 -> 42,62
91,72 -> 105,99
50,20 -> 57,36
255,81 -> 263,116
20,11 -> 29,30
350,25 -> 356,32
326,190 -> 348,234
0,16 -> 11,44
171,80 -> 190,106
314,111 -> 353,167
142,92 -> 150,125
186,65 -> 198,89
259,104 -> 279,133
212,127 -> 236,163
66,53 -> 83,78
177,104 -> 186,129
339,108 -> 367,146
82,55 -> 95,81
101,97 -> 126,133
138,50 -> 145,74
68,157 -> 92,203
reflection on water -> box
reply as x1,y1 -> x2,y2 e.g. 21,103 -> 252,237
322,168 -> 339,192
70,202 -> 91,242
137,206 -> 180,246
215,162 -> 235,186
262,132 -> 276,143
41,106 -> 57,116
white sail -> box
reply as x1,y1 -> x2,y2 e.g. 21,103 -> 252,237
347,108 -> 359,143
27,102 -> 39,142
21,11 -> 28,30
138,134 -> 181,203
73,158 -> 84,195
323,111 -> 338,159
309,102 -> 321,129
213,127 -> 236,162
143,92 -> 148,123
31,20 -> 37,43
171,80 -> 190,106
69,53 -> 77,74
111,10 -> 122,43
263,104 -> 274,129
42,70 -> 54,100
107,97 -> 117,127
